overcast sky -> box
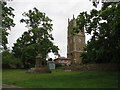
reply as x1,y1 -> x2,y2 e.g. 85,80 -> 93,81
7,0 -> 102,58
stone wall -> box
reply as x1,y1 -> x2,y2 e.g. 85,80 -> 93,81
65,63 -> 119,72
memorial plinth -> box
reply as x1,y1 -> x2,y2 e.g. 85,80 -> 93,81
27,54 -> 51,73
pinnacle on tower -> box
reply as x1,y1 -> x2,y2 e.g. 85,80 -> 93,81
68,18 -> 69,23
73,14 -> 75,19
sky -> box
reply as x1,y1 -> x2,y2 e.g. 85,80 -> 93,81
7,0 -> 102,58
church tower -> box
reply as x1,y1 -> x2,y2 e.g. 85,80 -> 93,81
67,15 -> 85,64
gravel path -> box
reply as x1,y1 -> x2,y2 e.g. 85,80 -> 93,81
1,84 -> 22,88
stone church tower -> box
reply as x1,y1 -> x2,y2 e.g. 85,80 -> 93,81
67,15 -> 85,64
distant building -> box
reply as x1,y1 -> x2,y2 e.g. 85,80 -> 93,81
67,15 -> 85,64
54,57 -> 71,66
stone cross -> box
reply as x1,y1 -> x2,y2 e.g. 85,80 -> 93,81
35,54 -> 42,69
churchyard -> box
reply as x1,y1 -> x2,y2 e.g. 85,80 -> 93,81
1,0 -> 120,89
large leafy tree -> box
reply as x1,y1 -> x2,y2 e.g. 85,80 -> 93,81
12,8 -> 59,67
74,2 -> 120,63
0,1 -> 15,50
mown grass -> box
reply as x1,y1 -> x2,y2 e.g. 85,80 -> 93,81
2,69 -> 118,88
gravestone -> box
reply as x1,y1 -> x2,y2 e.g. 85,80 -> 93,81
27,54 -> 51,73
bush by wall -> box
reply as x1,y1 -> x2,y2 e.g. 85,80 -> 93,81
55,63 -> 62,68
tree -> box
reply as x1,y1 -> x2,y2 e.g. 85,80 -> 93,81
74,2 -> 120,63
12,8 -> 59,68
48,58 -> 53,61
0,1 -> 15,50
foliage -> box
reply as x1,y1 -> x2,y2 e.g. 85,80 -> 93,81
74,3 -> 120,63
2,50 -> 23,69
55,63 -> 62,68
48,58 -> 53,61
12,8 -> 59,68
0,1 -> 15,50
2,70 -> 118,88
80,51 -> 89,64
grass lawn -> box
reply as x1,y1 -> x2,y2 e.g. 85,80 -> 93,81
2,69 -> 118,88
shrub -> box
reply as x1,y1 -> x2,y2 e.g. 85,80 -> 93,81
55,63 -> 62,68
2,50 -> 23,69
